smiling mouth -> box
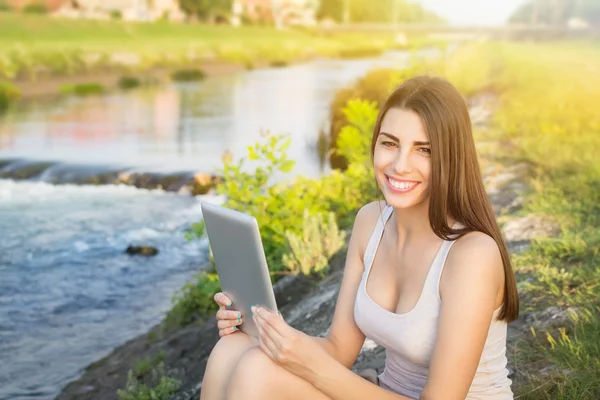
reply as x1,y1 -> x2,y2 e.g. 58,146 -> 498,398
386,175 -> 421,192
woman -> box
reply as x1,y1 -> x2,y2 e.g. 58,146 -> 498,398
200,76 -> 520,400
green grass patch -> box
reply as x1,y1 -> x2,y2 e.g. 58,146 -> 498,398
170,69 -> 206,82
118,76 -> 142,89
0,13 -> 439,80
60,82 -> 105,95
0,80 -> 20,111
132,352 -> 167,379
117,362 -> 180,400
454,41 -> 600,399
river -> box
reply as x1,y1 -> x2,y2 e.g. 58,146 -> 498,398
0,49 -> 421,400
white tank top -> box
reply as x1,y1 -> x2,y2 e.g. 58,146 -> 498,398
354,205 -> 513,399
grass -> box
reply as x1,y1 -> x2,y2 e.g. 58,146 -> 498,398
0,13 -> 438,81
439,40 -> 600,399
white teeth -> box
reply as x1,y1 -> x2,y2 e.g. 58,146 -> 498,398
388,177 -> 417,190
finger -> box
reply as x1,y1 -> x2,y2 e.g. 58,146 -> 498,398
257,322 -> 281,360
253,306 -> 289,337
216,309 -> 242,321
253,308 -> 285,356
214,292 -> 233,308
219,325 -> 239,337
217,317 -> 243,330
256,325 -> 277,360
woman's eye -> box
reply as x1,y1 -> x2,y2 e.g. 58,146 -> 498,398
418,147 -> 431,154
381,141 -> 397,147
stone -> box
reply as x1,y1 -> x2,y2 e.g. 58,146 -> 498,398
125,245 -> 159,256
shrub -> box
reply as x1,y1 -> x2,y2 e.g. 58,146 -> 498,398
282,210 -> 346,278
60,83 -> 105,96
0,81 -> 20,112
132,352 -> 167,379
22,2 -> 47,14
328,68 -> 403,169
0,1 -> 12,12
117,362 -> 180,400
118,76 -> 142,89
166,270 -> 221,328
171,69 -> 206,82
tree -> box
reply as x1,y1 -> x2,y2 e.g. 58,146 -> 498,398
178,0 -> 233,21
509,0 -> 600,26
317,0 -> 443,24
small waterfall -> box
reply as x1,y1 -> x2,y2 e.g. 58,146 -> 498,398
0,158 -> 220,195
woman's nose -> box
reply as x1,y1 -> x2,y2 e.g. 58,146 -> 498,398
393,150 -> 413,174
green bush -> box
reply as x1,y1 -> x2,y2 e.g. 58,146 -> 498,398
282,210 -> 346,278
132,352 -> 167,379
60,83 -> 105,96
0,1 -> 13,12
328,68 -> 402,169
117,362 -> 180,400
171,69 -> 206,82
0,80 -> 20,111
22,2 -> 47,14
166,270 -> 221,328
118,76 -> 142,89
177,102 -> 381,327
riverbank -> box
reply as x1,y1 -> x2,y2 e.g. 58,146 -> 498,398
0,13 -> 441,102
41,40 -> 600,399
53,93 -> 547,399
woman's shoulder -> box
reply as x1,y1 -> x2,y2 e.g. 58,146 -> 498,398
350,200 -> 388,258
354,200 -> 388,231
444,230 -> 504,293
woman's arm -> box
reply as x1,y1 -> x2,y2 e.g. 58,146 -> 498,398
420,232 -> 505,400
309,201 -> 384,368
301,232 -> 504,400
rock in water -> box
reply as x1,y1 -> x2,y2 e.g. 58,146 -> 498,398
126,245 -> 159,256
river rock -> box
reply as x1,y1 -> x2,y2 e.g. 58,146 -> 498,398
525,306 -> 579,330
501,215 -> 561,253
126,245 -> 159,256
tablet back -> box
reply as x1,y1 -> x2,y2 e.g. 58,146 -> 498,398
200,201 -> 278,338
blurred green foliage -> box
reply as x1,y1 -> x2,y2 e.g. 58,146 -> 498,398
282,210 -> 346,278
60,82 -> 105,95
117,362 -> 180,400
0,80 -> 20,111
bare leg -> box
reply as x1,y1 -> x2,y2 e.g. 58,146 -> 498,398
225,347 -> 333,400
200,332 -> 257,400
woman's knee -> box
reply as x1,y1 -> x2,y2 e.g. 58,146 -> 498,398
226,347 -> 277,398
202,333 -> 255,387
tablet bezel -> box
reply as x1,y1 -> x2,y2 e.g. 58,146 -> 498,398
200,201 -> 278,339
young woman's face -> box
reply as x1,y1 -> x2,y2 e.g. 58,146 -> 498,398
373,108 -> 432,209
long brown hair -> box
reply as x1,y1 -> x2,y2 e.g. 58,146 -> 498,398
371,76 -> 519,323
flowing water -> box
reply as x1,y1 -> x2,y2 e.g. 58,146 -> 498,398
0,49 -> 427,400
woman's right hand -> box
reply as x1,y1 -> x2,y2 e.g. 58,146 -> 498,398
214,292 -> 243,337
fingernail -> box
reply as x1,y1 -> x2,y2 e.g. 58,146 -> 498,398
251,305 -> 256,312
228,300 -> 232,306
233,326 -> 237,331
238,316 -> 241,323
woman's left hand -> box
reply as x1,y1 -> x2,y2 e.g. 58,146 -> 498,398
251,305 -> 332,381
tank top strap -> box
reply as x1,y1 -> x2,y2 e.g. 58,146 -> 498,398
431,223 -> 463,301
363,204 -> 394,273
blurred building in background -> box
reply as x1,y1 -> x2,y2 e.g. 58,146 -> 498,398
8,0 -> 66,11
231,0 -> 318,27
51,0 -> 186,22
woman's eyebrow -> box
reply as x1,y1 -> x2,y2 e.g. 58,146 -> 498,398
379,132 -> 430,146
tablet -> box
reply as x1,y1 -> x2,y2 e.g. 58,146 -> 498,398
200,201 -> 278,339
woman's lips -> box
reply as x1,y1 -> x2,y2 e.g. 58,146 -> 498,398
386,175 -> 420,194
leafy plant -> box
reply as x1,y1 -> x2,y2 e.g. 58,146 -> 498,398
282,210 -> 346,278
171,69 -> 206,82
117,362 -> 180,400
0,80 -> 20,111
166,270 -> 221,329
